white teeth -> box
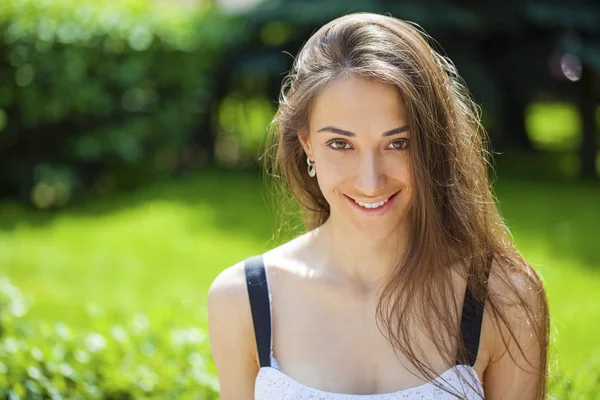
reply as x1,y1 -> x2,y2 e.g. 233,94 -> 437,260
354,198 -> 388,209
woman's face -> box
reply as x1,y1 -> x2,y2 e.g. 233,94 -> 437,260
299,76 -> 414,238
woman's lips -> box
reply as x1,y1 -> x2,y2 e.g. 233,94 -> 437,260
345,191 -> 400,216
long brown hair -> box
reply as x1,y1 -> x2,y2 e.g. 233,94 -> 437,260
262,12 -> 549,399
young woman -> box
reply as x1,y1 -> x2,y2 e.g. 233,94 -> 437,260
208,12 -> 549,400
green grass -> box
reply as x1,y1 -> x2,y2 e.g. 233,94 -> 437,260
0,169 -> 277,327
1,165 -> 599,395
492,170 -> 600,374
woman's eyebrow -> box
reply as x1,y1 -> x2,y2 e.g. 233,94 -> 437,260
317,125 -> 409,137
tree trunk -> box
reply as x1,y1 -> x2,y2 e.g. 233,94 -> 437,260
190,56 -> 233,166
500,89 -> 535,152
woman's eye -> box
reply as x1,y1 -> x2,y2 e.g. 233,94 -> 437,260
388,139 -> 409,150
328,140 -> 350,150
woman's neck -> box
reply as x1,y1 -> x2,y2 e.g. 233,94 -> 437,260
308,215 -> 410,292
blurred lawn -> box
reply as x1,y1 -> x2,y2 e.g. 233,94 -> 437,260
1,165 -> 599,378
0,169 -> 275,328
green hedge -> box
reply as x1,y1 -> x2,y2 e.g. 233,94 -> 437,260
0,0 -> 242,207
0,276 -> 218,399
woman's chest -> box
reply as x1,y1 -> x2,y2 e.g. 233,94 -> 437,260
269,280 -> 453,394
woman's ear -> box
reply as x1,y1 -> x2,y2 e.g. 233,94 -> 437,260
298,129 -> 312,157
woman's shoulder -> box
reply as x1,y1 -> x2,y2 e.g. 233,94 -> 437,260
207,259 -> 265,380
478,256 -> 548,396
482,255 -> 548,363
207,231 -> 314,307
207,260 -> 252,329
486,255 -> 547,310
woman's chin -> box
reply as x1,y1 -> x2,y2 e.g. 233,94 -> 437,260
330,208 -> 406,241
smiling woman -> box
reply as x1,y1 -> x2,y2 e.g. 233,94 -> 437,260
299,77 -> 413,233
207,12 -> 549,400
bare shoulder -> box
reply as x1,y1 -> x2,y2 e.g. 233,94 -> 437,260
207,261 -> 257,348
208,260 -> 248,301
484,256 -> 548,349
207,259 -> 254,344
207,260 -> 258,399
208,261 -> 251,322
482,256 -> 549,399
486,256 -> 547,315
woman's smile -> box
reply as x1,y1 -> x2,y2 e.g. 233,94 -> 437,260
344,190 -> 401,216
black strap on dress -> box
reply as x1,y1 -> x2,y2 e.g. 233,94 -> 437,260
456,253 -> 494,366
244,254 -> 272,368
244,253 -> 493,369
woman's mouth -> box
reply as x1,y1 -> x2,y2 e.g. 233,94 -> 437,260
344,191 -> 400,216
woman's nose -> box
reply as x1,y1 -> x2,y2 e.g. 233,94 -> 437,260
354,152 -> 386,195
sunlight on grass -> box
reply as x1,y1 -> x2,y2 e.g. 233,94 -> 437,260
0,169 -> 275,327
494,177 -> 600,374
2,168 -> 599,380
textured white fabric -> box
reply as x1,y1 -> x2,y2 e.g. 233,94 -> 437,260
255,353 -> 484,399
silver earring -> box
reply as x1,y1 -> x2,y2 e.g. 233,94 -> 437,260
306,156 -> 316,177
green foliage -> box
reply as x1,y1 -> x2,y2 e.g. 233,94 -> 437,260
526,102 -> 583,151
0,277 -> 219,399
217,94 -> 277,167
0,0 -> 243,208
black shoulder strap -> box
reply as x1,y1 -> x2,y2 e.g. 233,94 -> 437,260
457,253 -> 493,366
244,255 -> 272,368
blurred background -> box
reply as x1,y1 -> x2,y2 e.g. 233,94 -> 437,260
0,0 -> 598,398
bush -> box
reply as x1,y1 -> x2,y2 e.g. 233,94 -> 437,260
0,276 -> 219,399
0,0 -> 242,207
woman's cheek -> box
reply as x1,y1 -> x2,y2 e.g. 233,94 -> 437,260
320,153 -> 354,181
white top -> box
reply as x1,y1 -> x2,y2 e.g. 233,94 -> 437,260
255,352 -> 484,399
254,271 -> 485,399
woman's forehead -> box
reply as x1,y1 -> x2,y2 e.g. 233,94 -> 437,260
309,76 -> 407,133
